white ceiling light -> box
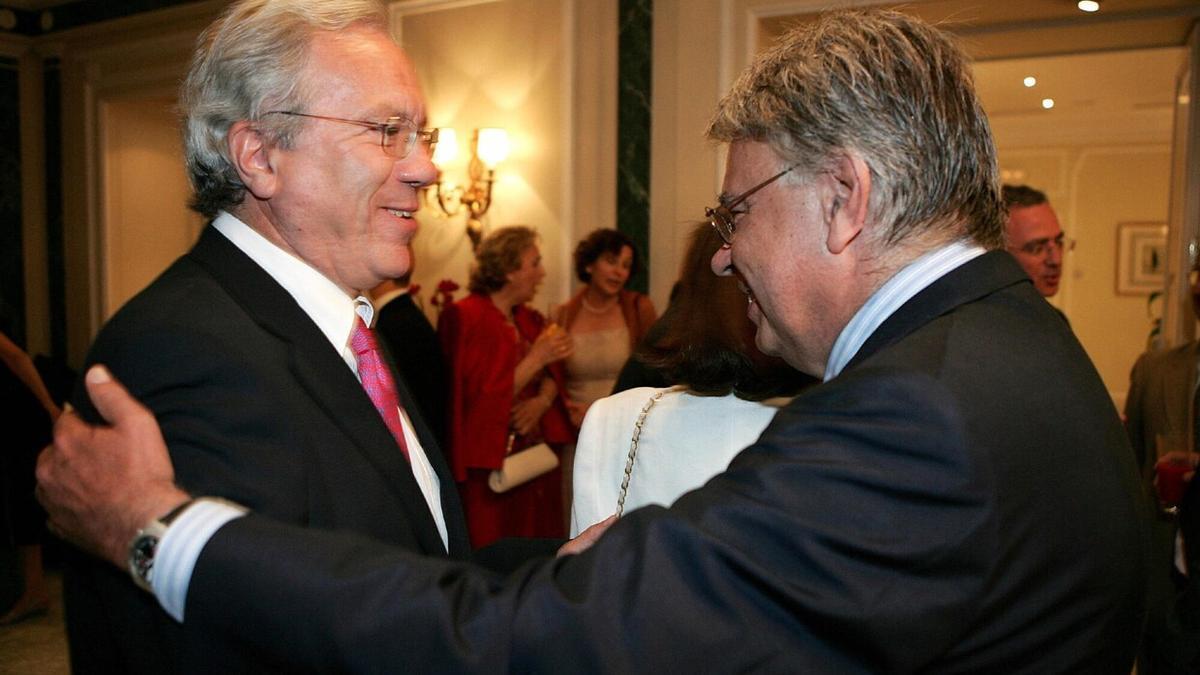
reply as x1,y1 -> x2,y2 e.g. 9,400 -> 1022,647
1023,76 -> 1037,88
1042,98 -> 1055,109
1077,1 -> 1100,12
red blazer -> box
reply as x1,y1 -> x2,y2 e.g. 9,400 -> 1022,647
438,293 -> 571,482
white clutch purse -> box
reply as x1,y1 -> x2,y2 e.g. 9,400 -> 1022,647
488,435 -> 558,493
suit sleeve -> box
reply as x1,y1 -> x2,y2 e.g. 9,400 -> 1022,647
74,313 -> 308,518
184,368 -> 995,672
1124,351 -> 1153,487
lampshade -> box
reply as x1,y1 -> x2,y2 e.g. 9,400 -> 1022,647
475,128 -> 510,168
432,127 -> 458,164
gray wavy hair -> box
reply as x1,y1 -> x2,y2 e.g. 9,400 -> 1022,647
181,0 -> 389,217
707,10 -> 1004,249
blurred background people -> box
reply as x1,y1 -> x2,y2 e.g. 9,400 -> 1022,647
1155,472 -> 1200,674
1002,184 -> 1071,299
571,224 -> 812,535
372,270 -> 448,448
439,226 -> 574,548
1125,254 -> 1200,673
0,329 -> 61,624
554,229 -> 656,525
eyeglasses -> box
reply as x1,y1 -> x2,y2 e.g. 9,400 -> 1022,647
1011,233 -> 1075,258
264,111 -> 438,159
705,166 -> 795,245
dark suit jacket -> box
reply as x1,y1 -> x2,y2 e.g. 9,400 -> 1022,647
1154,477 -> 1200,674
1123,340 -> 1197,672
64,225 -> 473,673
374,292 -> 448,448
1125,340 -> 1198,486
184,251 -> 1148,672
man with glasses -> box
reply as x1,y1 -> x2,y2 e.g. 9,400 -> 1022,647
40,8 -> 1146,671
1003,184 -> 1072,298
57,1 -> 561,671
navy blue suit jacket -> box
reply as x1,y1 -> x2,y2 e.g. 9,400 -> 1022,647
185,250 -> 1148,672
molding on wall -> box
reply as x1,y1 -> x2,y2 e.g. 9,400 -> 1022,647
19,46 -> 48,354
54,3 -> 219,362
1164,24 -> 1200,348
0,30 -> 31,58
387,0 -> 502,41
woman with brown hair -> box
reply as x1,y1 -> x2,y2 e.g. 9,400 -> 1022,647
438,226 -> 574,548
569,224 -> 813,535
555,229 -> 657,427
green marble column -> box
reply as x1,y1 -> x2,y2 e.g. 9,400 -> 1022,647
617,0 -> 652,293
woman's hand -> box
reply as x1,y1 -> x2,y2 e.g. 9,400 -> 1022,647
511,395 -> 551,437
529,325 -> 573,367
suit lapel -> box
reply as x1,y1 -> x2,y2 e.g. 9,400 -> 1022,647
845,250 -> 1028,372
187,226 -> 451,555
377,337 -> 472,557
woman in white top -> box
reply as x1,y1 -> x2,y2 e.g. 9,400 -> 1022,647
571,224 -> 813,535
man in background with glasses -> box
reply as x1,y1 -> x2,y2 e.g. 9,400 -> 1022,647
56,1 -> 563,672
40,7 -> 1146,671
1003,184 -> 1072,298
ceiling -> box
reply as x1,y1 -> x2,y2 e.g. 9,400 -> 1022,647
761,0 -> 1199,60
1,0 -> 76,9
760,0 -> 1198,148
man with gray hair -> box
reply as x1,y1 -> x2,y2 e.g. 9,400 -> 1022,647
40,8 -> 1146,671
57,0 -> 561,671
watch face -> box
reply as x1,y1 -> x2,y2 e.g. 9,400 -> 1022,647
131,533 -> 159,584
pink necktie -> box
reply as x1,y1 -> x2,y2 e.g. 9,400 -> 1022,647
350,317 -> 410,462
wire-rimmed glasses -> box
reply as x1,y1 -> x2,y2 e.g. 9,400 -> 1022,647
1011,233 -> 1075,258
264,111 -> 438,159
705,166 -> 795,245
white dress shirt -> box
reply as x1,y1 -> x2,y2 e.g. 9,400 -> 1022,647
152,212 -> 447,621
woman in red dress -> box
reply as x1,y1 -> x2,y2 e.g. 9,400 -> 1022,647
438,226 -> 574,548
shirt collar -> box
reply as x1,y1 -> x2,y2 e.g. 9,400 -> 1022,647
212,211 -> 370,353
823,240 -> 986,381
373,287 -> 410,310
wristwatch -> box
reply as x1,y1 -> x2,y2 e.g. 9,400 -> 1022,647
128,498 -> 196,593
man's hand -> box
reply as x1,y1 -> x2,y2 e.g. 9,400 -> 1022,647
36,365 -> 190,569
557,514 -> 617,557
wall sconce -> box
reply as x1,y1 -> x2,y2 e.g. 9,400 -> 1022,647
427,127 -> 510,249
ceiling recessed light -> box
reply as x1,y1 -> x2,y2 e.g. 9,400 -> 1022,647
1023,76 -> 1037,88
1077,1 -> 1100,12
1042,98 -> 1055,109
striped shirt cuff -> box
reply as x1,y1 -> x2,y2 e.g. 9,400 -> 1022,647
152,498 -> 248,622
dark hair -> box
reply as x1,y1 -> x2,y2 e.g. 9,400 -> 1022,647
468,226 -> 538,294
573,229 -> 640,283
638,224 -> 813,401
1002,184 -> 1048,210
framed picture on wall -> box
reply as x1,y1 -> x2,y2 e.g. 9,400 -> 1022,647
1115,222 -> 1168,296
